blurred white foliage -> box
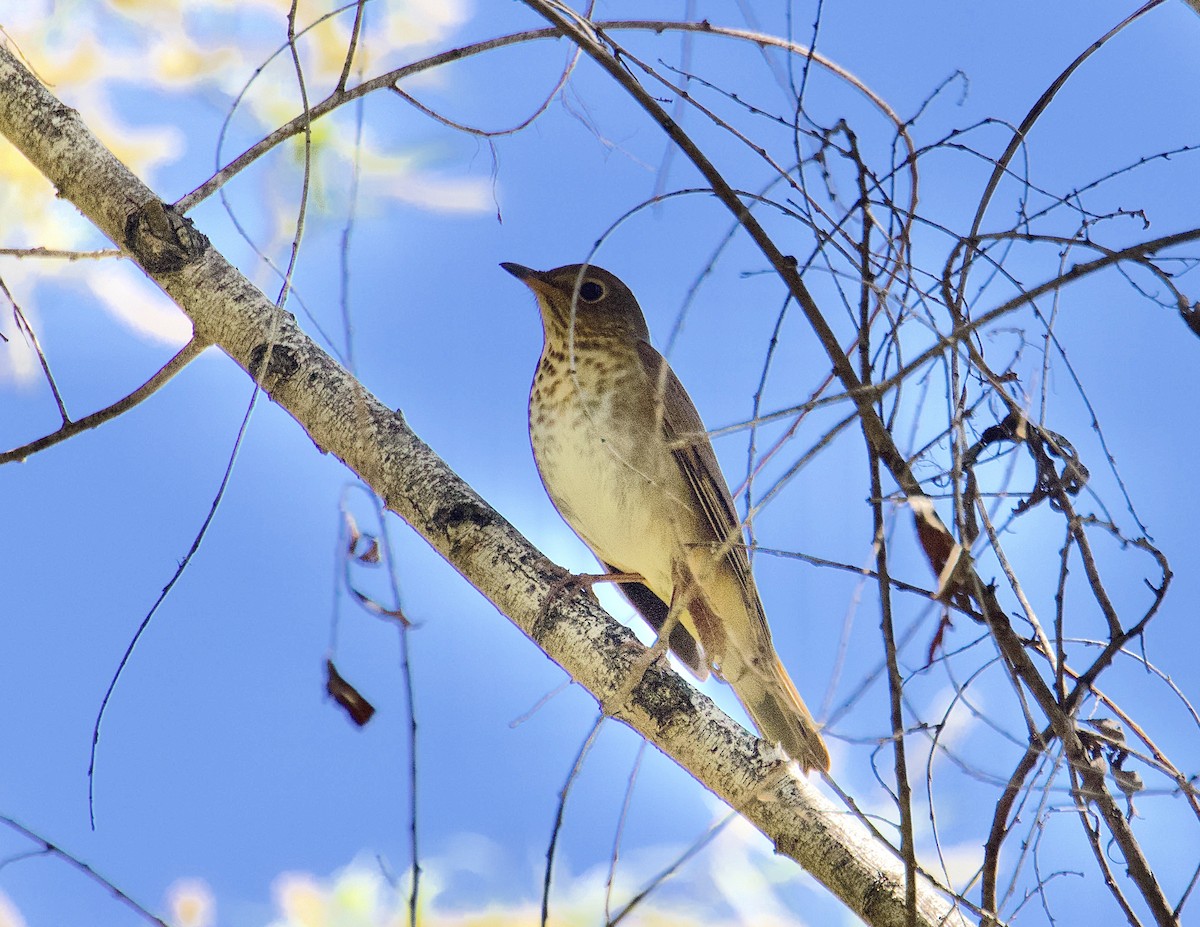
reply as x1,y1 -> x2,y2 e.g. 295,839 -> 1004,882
0,0 -> 481,378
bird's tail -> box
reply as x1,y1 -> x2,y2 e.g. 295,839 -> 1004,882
730,652 -> 830,772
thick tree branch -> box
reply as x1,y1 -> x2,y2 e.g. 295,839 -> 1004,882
0,41 -> 966,927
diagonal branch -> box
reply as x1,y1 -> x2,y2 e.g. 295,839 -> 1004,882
0,40 -> 965,927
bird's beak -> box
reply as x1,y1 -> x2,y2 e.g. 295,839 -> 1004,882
500,262 -> 555,299
500,261 -> 537,281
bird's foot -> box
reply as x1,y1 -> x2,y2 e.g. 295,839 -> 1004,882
534,570 -> 646,637
542,570 -> 645,609
605,609 -> 681,719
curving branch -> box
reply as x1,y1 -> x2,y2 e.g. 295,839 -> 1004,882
1,338 -> 207,464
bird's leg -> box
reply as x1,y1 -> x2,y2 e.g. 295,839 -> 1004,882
610,558 -> 722,717
605,593 -> 686,717
541,570 -> 645,609
536,570 -> 647,637
539,570 -> 685,722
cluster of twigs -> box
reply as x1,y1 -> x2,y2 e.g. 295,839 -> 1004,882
516,5 -> 1198,926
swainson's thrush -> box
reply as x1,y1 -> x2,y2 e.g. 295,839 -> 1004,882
503,262 -> 830,772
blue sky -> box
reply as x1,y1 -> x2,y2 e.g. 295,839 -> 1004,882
2,2 -> 1199,925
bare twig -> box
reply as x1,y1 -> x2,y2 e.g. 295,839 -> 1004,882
1,338 -> 206,465
0,815 -> 169,927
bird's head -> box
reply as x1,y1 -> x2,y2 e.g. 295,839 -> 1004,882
501,262 -> 651,344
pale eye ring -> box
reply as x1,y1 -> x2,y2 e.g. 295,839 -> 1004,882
578,280 -> 604,302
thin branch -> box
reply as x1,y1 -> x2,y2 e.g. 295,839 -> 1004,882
542,716 -> 605,927
176,21 -> 882,212
4,277 -> 69,420
88,385 -> 260,827
0,246 -> 120,259
0,815 -> 169,927
1,338 -> 207,465
607,812 -> 738,926
604,739 -> 646,923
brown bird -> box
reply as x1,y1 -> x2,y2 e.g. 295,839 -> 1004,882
502,262 -> 830,772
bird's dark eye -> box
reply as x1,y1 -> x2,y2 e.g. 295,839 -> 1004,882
578,280 -> 605,302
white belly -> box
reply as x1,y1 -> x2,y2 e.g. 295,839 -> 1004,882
530,377 -> 677,599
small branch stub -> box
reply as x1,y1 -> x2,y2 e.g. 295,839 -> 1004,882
123,200 -> 209,273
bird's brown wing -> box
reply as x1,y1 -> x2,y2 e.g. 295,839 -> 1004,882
635,344 -> 829,771
635,341 -> 771,646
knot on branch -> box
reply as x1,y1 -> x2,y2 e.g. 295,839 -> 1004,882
123,199 -> 209,273
247,342 -> 300,389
